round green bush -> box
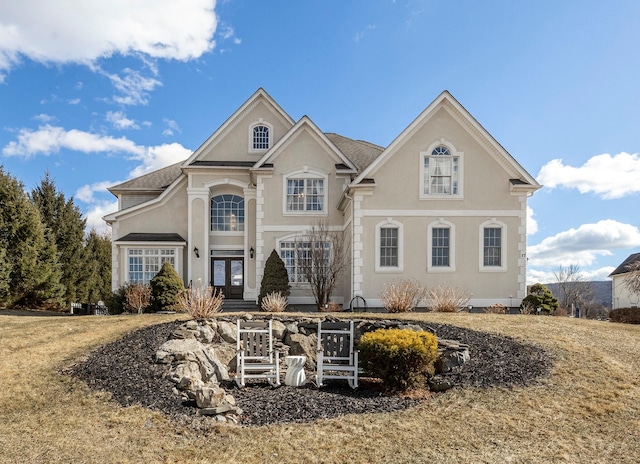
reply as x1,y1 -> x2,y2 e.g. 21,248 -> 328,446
358,328 -> 438,391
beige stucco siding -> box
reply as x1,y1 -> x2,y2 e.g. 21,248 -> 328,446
197,100 -> 293,163
358,214 -> 522,306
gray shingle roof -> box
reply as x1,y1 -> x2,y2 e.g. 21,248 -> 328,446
116,233 -> 186,243
108,161 -> 184,193
107,132 -> 384,193
609,252 -> 640,277
325,133 -> 384,174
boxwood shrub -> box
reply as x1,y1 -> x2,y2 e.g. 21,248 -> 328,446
609,307 -> 640,324
358,328 -> 438,391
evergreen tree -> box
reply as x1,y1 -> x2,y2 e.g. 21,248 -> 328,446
522,283 -> 559,314
0,166 -> 62,308
0,247 -> 10,304
259,249 -> 290,306
79,229 -> 112,304
150,261 -> 185,311
30,172 -> 86,305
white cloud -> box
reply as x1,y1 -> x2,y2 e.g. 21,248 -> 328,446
106,111 -> 139,130
101,67 -> 163,106
33,113 -> 55,123
528,220 -> 640,267
75,180 -> 116,204
162,118 -> 181,136
2,125 -> 143,158
219,24 -> 241,45
526,266 -> 614,286
0,1 -> 218,80
84,200 -> 118,234
537,152 -> 640,199
354,24 -> 376,42
128,143 -> 191,177
527,206 -> 538,235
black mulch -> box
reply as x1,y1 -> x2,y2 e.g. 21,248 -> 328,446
67,319 -> 553,428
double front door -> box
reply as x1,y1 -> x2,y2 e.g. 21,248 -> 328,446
211,258 -> 244,299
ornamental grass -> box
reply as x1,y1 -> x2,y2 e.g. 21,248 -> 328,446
176,285 -> 224,319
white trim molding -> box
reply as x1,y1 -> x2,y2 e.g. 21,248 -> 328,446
374,218 -> 404,273
479,218 -> 508,272
427,218 -> 456,273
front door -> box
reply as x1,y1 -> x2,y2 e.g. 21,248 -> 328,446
212,258 -> 244,299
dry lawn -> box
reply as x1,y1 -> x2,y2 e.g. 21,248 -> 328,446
1,310 -> 639,463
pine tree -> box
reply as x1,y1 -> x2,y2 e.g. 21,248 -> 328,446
0,166 -> 62,308
30,172 -> 86,305
79,229 -> 112,304
522,283 -> 559,314
150,261 -> 185,311
259,249 -> 290,306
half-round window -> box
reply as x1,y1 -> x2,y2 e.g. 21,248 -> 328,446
431,146 -> 451,156
211,194 -> 245,232
253,125 -> 270,150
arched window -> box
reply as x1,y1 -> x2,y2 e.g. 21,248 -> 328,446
252,125 -> 270,150
211,194 -> 245,232
420,141 -> 463,198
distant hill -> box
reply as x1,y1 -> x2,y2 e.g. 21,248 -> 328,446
543,281 -> 612,309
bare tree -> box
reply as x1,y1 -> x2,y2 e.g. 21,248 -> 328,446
553,264 -> 594,315
124,283 -> 151,314
296,220 -> 348,310
623,260 -> 640,297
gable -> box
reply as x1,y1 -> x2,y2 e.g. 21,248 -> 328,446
183,88 -> 295,167
352,91 -> 540,191
253,116 -> 356,173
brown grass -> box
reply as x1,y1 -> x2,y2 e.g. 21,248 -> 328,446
1,310 -> 639,463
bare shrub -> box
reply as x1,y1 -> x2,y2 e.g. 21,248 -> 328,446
380,279 -> 426,313
520,301 -> 537,314
425,284 -> 471,312
553,306 -> 569,317
177,285 -> 224,319
260,291 -> 288,312
124,283 -> 151,314
485,303 -> 507,314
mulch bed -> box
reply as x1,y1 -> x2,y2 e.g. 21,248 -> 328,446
67,319 -> 553,428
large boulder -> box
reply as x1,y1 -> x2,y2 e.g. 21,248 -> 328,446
285,332 -> 317,369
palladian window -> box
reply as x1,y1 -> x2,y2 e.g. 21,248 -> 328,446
423,146 -> 459,195
211,194 -> 245,232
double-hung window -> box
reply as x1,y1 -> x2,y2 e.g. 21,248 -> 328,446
375,219 -> 403,272
479,220 -> 507,271
427,220 -> 455,272
286,178 -> 324,212
379,227 -> 398,267
128,249 -> 176,284
483,228 -> 502,267
432,227 -> 450,267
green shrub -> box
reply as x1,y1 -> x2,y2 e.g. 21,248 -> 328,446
609,307 -> 640,324
149,262 -> 185,312
259,249 -> 290,306
521,283 -> 558,314
358,328 -> 438,391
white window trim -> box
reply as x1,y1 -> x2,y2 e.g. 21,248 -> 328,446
420,139 -> 464,200
375,218 -> 403,273
427,219 -> 456,273
282,168 -> 329,216
124,245 -> 182,284
479,219 -> 507,272
248,119 -> 273,153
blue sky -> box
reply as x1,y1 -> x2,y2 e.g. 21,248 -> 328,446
1,0 -> 639,285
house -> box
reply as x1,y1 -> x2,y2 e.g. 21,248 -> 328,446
104,88 -> 541,308
609,252 -> 640,309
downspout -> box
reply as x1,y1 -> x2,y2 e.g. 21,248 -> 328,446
344,188 -> 355,304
